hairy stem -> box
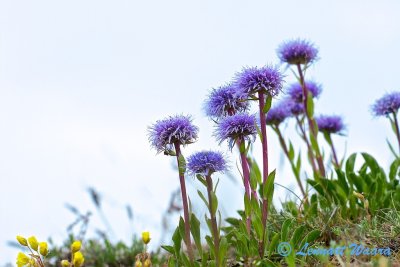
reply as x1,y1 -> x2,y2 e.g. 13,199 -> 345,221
392,112 -> 400,154
258,91 -> 269,258
296,64 -> 326,177
205,175 -> 220,266
239,138 -> 252,234
173,142 -> 194,262
295,116 -> 318,173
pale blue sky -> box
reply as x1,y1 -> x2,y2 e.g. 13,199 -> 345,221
1,0 -> 400,264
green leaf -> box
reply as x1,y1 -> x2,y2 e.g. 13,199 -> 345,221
211,191 -> 218,215
197,190 -> 208,207
390,159 -> 400,180
244,195 -> 251,216
218,237 -> 228,266
263,95 -> 273,113
288,141 -> 295,161
281,219 -> 293,241
291,225 -> 305,247
268,232 -> 280,257
299,230 -> 321,248
178,217 -> 186,247
178,154 -> 186,176
196,174 -> 207,187
161,245 -> 175,254
345,153 -> 357,176
263,170 -> 276,202
190,214 -> 202,253
306,92 -> 314,117
172,226 -> 182,256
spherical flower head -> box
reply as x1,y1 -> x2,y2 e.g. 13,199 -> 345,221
215,113 -> 257,144
266,101 -> 292,125
235,65 -> 284,97
204,83 -> 249,119
61,260 -> 71,267
282,98 -> 304,116
277,39 -> 318,65
371,92 -> 400,116
187,151 -> 227,176
142,231 -> 151,245
316,115 -> 345,134
148,115 -> 199,153
287,81 -> 322,102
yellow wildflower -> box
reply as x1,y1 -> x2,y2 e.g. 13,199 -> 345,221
134,260 -> 143,267
71,240 -> 82,253
16,235 -> 28,246
16,252 -> 30,266
39,241 -> 48,256
141,231 -> 151,245
144,258 -> 152,267
73,251 -> 85,267
27,236 -> 39,251
61,260 -> 70,267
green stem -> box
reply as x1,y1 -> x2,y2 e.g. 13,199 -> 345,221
392,111 -> 400,154
295,116 -> 318,174
296,64 -> 326,177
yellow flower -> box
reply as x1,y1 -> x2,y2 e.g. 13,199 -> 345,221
134,260 -> 143,267
16,235 -> 28,246
144,259 -> 152,267
28,236 -> 39,251
39,242 -> 48,256
71,240 -> 81,253
141,231 -> 151,245
16,252 -> 30,266
61,260 -> 70,267
73,251 -> 85,267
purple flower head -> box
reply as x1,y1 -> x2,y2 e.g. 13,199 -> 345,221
277,39 -> 318,65
266,101 -> 292,125
287,81 -> 322,102
316,115 -> 345,135
234,65 -> 284,98
283,98 -> 304,116
187,151 -> 227,176
204,83 -> 249,119
371,92 -> 400,117
215,113 -> 257,144
148,115 -> 199,153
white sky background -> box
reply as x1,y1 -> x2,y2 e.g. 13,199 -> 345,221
1,0 -> 400,264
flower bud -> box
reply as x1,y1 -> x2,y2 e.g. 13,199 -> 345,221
71,240 -> 81,253
61,260 -> 70,267
39,242 -> 48,256
135,260 -> 143,267
141,231 -> 150,245
73,251 -> 84,267
16,235 -> 28,246
27,236 -> 39,251
16,252 -> 30,266
144,259 -> 152,267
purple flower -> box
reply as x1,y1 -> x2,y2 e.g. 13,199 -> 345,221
371,92 -> 400,116
215,113 -> 257,144
187,151 -> 227,176
287,81 -> 322,102
277,39 -> 318,65
148,115 -> 199,153
234,66 -> 284,98
316,115 -> 345,134
266,101 -> 292,125
204,83 -> 249,119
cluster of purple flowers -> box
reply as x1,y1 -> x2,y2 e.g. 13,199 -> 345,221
277,39 -> 319,65
316,115 -> 345,135
371,92 -> 400,117
187,151 -> 227,176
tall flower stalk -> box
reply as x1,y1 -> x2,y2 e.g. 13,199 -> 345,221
371,92 -> 400,154
235,66 -> 284,257
187,151 -> 227,266
316,115 -> 346,168
148,115 -> 198,261
278,39 -> 326,177
215,113 -> 258,234
266,101 -> 307,199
